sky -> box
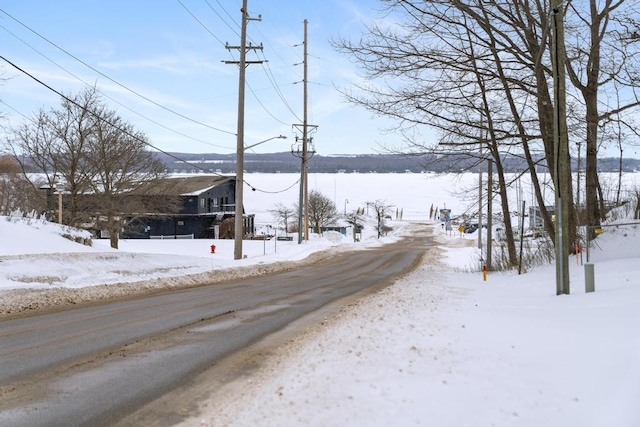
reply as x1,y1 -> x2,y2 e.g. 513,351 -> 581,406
0,0 -> 412,155
1,179 -> 639,426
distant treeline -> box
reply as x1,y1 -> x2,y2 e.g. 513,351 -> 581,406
158,152 -> 640,174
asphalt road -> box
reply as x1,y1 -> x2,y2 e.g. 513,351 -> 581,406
0,232 -> 429,426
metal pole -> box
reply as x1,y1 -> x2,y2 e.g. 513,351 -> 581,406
478,143 -> 483,250
486,158 -> 493,269
585,263 -> 595,292
518,200 -> 526,274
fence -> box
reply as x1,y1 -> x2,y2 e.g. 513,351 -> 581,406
149,234 -> 194,240
586,222 -> 640,262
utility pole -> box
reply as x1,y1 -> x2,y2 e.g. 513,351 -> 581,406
551,0 -> 570,294
224,0 -> 263,260
293,19 -> 317,244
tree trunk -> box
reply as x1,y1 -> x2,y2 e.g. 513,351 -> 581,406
108,216 -> 119,249
109,232 -> 119,250
492,155 -> 518,267
486,159 -> 493,270
597,178 -> 606,220
585,107 -> 601,230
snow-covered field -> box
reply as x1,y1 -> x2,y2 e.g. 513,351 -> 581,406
1,172 -> 639,426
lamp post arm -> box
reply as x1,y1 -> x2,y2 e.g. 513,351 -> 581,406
244,135 -> 287,150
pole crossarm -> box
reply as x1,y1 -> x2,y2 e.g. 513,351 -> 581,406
223,60 -> 266,66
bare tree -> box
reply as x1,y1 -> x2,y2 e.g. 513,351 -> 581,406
369,200 -> 394,238
333,1 -> 543,265
345,210 -> 364,242
0,155 -> 44,215
632,186 -> 640,219
6,88 -> 100,225
4,87 -> 173,248
82,109 -> 167,248
302,190 -> 338,234
269,202 -> 295,233
334,0 -> 640,267
564,1 -> 640,231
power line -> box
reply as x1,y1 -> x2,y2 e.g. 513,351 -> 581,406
0,55 -> 210,169
0,99 -> 26,117
180,1 -> 297,126
0,23 -> 235,150
1,53 -> 299,192
245,80 -> 291,126
213,0 -> 241,30
245,177 -> 300,194
178,0 -> 229,47
0,8 -> 236,136
257,54 -> 302,122
193,2 -> 301,125
205,0 -> 241,38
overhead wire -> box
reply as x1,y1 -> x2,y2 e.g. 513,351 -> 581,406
1,55 -> 298,194
0,22 -> 235,150
245,81 -> 292,126
0,55 -> 224,172
0,8 -> 237,137
178,0 -> 230,46
204,0 -> 240,37
249,0 -> 309,122
213,0 -> 241,31
197,1 -> 302,126
256,54 -> 302,122
248,16 -> 303,121
175,1 -> 302,191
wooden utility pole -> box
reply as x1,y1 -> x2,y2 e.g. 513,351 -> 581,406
294,19 -> 317,244
224,0 -> 262,260
300,19 -> 309,243
551,0 -> 570,294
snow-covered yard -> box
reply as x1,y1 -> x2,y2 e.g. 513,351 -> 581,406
181,229 -> 640,427
1,211 -> 639,426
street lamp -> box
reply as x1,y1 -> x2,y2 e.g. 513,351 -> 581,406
244,135 -> 287,151
234,135 -> 287,260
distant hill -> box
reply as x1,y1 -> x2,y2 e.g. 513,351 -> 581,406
157,151 -> 640,174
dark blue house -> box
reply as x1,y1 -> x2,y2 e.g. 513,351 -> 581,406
123,175 -> 254,239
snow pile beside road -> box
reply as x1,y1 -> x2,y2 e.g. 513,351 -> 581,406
0,215 -> 400,317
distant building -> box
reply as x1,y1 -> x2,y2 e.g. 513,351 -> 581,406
122,175 -> 254,239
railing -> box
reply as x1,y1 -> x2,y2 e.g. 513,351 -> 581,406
149,234 -> 195,240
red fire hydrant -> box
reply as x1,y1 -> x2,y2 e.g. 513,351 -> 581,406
210,244 -> 216,254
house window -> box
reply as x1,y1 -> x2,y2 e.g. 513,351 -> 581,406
212,198 -> 219,207
177,220 -> 184,226
200,198 -> 205,209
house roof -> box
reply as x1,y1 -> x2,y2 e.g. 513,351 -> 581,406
133,175 -> 234,196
